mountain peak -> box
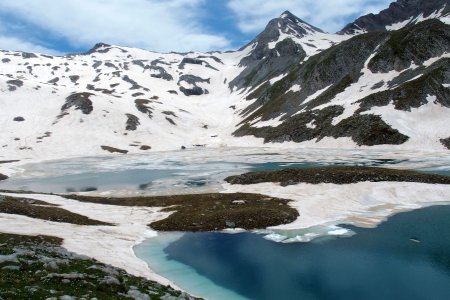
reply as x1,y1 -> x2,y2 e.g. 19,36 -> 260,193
278,10 -> 324,33
279,10 -> 296,20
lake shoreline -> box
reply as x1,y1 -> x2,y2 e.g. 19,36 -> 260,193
0,150 -> 449,298
137,205 -> 450,300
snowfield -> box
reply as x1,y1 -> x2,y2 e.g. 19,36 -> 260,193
1,11 -> 449,162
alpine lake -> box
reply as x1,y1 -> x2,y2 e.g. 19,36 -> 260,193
1,147 -> 450,300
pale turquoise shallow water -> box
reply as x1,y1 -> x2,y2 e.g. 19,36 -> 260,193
135,205 -> 450,300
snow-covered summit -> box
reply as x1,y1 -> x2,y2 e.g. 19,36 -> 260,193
279,10 -> 324,34
0,0 -> 449,161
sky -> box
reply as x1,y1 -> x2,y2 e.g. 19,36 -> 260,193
0,0 -> 393,55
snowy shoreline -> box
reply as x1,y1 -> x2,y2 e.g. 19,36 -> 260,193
0,147 -> 450,292
224,181 -> 450,242
0,192 -> 181,289
0,179 -> 449,291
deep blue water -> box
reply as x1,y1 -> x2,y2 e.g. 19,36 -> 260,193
161,205 -> 450,300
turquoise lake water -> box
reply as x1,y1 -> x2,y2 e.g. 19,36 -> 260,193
136,205 -> 450,300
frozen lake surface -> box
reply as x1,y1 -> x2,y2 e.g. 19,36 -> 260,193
1,147 -> 449,195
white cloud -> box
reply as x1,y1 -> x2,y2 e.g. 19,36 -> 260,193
227,0 -> 392,33
0,35 -> 61,55
0,0 -> 231,53
0,0 -> 395,54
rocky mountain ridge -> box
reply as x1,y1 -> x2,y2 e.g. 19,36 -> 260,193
0,0 -> 449,160
340,0 -> 449,34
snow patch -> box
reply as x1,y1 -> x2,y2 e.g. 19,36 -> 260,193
269,73 -> 286,85
223,181 -> 450,231
287,84 -> 301,93
363,95 -> 450,149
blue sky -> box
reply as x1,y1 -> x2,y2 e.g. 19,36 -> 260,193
0,0 -> 392,55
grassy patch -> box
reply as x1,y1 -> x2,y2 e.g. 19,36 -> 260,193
225,166 -> 450,186
0,195 -> 111,226
67,193 -> 298,231
0,233 -> 199,299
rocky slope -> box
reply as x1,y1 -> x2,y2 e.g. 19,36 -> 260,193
0,0 -> 449,160
236,19 -> 450,148
340,0 -> 450,34
0,233 -> 198,300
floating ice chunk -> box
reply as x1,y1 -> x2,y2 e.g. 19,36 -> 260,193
327,227 -> 354,236
283,233 -> 321,243
263,233 -> 287,242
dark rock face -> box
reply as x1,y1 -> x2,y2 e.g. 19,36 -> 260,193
232,38 -> 307,92
235,105 -> 409,146
132,60 -> 173,81
340,0 -> 450,34
166,117 -> 176,125
178,74 -> 210,96
135,99 -> 153,118
441,137 -> 450,149
330,114 -> 409,146
13,116 -> 25,122
6,79 -> 23,92
21,52 -> 38,59
293,32 -> 385,107
234,18 -> 449,147
239,32 -> 386,124
69,75 -> 80,83
100,145 -> 128,154
368,20 -> 450,73
125,113 -> 140,131
179,74 -> 210,85
104,62 -> 118,70
358,58 -> 450,112
230,11 -> 316,91
6,80 -> 23,87
48,77 -> 59,84
179,57 -> 218,71
61,92 -> 94,115
92,61 -> 102,69
84,42 -> 113,54
122,75 -> 142,90
149,66 -> 173,81
0,173 -> 8,181
179,58 -> 204,69
180,86 -> 204,96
